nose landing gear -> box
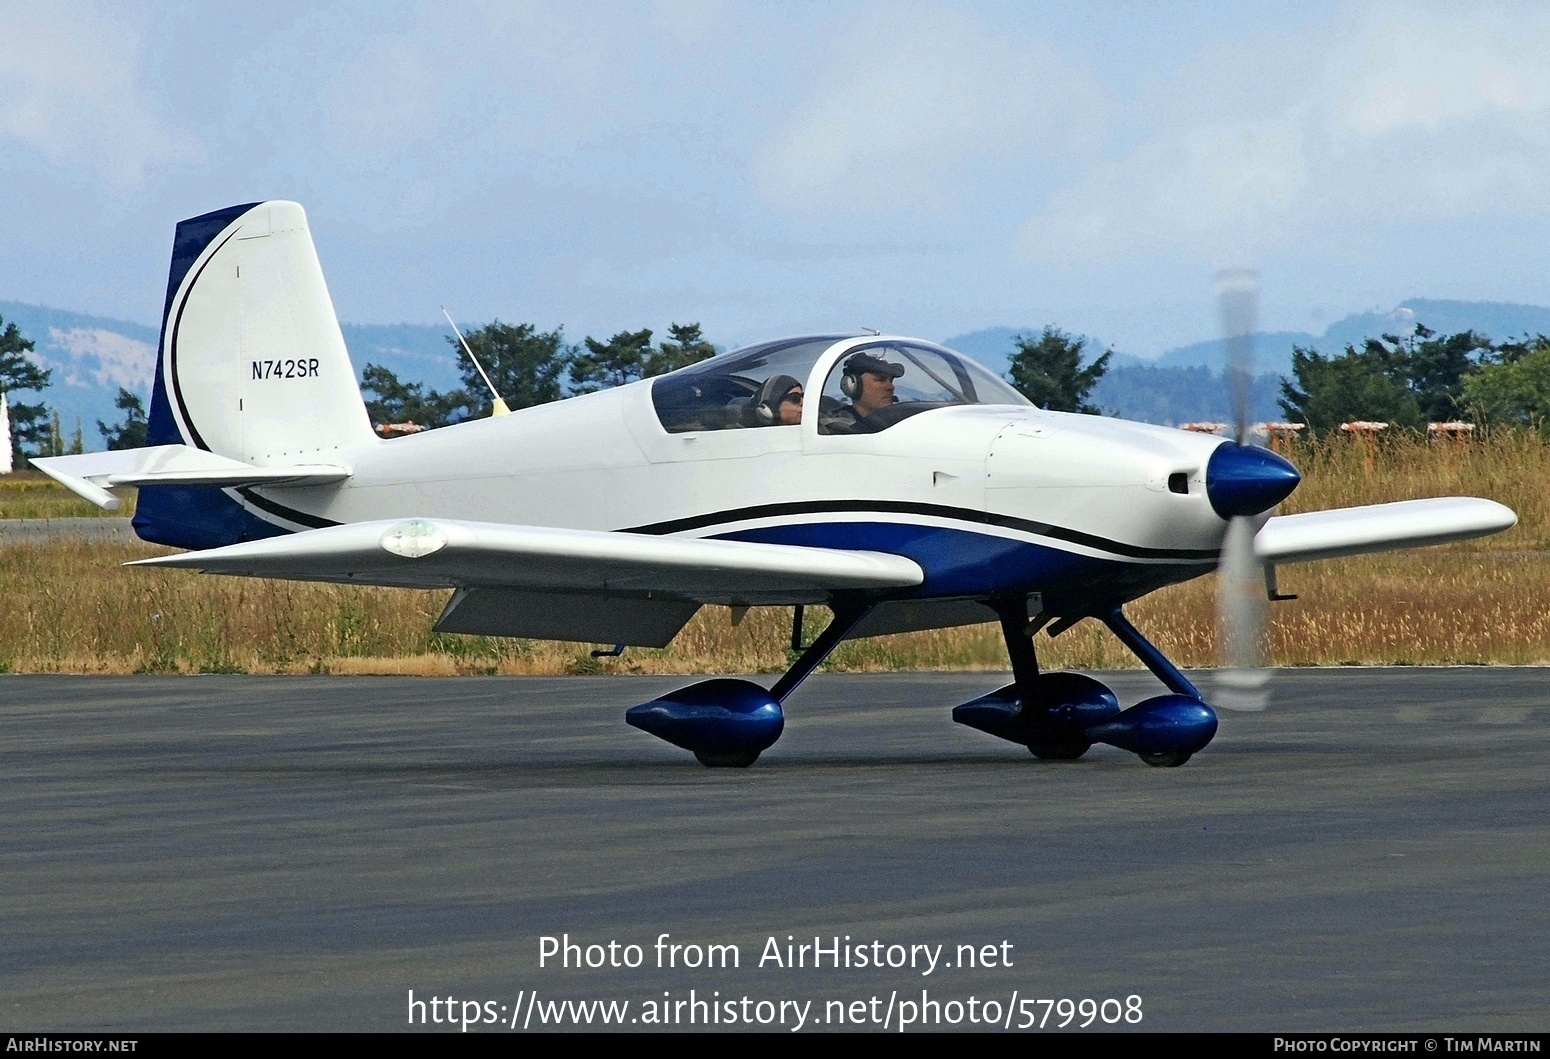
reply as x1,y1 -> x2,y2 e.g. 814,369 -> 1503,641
952,597 -> 1219,767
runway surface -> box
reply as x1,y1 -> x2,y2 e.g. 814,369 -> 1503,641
0,518 -> 136,544
2,669 -> 1546,1032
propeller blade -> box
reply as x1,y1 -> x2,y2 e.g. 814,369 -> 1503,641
1215,268 -> 1258,445
1216,514 -> 1270,711
1214,268 -> 1269,710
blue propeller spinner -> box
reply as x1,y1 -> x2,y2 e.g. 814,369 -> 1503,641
1205,443 -> 1302,519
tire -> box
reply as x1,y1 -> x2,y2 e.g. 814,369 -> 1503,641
1139,750 -> 1192,768
1027,740 -> 1091,761
694,749 -> 761,768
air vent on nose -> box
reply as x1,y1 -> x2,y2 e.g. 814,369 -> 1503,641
1168,472 -> 1189,495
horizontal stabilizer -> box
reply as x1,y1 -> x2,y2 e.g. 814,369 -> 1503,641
129,517 -> 925,604
32,446 -> 349,509
1255,497 -> 1517,565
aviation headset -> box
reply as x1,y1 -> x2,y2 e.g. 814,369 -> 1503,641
754,374 -> 803,424
840,352 -> 904,399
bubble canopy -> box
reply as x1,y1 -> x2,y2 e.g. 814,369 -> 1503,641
650,334 -> 1029,434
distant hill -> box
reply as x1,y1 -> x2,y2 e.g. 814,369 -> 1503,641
1092,366 -> 1286,426
0,301 -> 463,446
6,296 -> 1550,449
0,302 -> 160,446
944,298 -> 1550,426
1151,331 -> 1314,378
1324,299 -> 1550,349
946,299 -> 1550,380
942,327 -> 1146,376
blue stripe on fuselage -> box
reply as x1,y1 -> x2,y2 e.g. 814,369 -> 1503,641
713,520 -> 1133,598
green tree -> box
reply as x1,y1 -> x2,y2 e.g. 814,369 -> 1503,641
1462,337 -> 1550,427
1279,344 -> 1423,432
644,322 -> 717,377
36,410 -> 85,457
1006,326 -> 1112,414
569,328 -> 655,394
1361,325 -> 1491,422
0,316 -> 53,463
97,388 -> 148,450
359,365 -> 465,432
453,321 -> 572,414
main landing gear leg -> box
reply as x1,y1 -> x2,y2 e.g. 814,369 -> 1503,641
625,601 -> 873,768
770,602 -> 873,703
952,597 -> 1118,759
1100,606 -> 1202,699
995,596 -> 1102,760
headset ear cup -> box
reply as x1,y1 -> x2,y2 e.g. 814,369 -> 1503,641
841,372 -> 859,399
755,402 -> 775,424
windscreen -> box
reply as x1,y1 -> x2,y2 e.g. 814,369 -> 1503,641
817,341 -> 1030,434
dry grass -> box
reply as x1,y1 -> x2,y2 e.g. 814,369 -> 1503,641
0,431 -> 1544,674
0,471 -> 135,520
1278,429 -> 1548,549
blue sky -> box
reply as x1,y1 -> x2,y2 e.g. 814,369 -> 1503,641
4,1 -> 1550,355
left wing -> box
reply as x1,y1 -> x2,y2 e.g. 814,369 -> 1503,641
1255,497 -> 1517,565
131,517 -> 925,646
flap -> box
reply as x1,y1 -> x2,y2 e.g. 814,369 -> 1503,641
435,588 -> 699,648
33,445 -> 349,510
130,517 -> 925,604
1255,497 -> 1517,565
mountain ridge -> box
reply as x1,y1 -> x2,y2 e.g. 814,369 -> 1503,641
5,297 -> 1549,448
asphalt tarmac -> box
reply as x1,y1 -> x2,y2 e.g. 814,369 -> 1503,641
0,518 -> 136,544
2,669 -> 1546,1033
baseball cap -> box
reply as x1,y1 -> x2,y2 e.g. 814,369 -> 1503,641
843,352 -> 904,379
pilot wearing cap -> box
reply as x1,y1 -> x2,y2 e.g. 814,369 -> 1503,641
820,351 -> 904,433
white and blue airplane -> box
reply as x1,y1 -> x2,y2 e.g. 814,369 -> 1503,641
35,201 -> 1518,768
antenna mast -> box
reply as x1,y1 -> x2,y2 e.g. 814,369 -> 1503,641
441,307 -> 510,417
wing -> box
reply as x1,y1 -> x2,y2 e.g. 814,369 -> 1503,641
1255,497 -> 1517,565
131,517 -> 925,647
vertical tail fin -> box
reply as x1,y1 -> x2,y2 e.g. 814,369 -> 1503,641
137,200 -> 375,547
146,200 -> 376,460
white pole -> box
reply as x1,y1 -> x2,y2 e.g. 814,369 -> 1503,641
0,392 -> 13,474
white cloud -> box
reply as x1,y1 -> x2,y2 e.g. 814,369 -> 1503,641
1024,121 -> 1308,267
0,1 -> 204,190
320,36 -> 440,163
756,4 -> 1104,215
1342,4 -> 1550,135
1020,2 -> 1550,268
